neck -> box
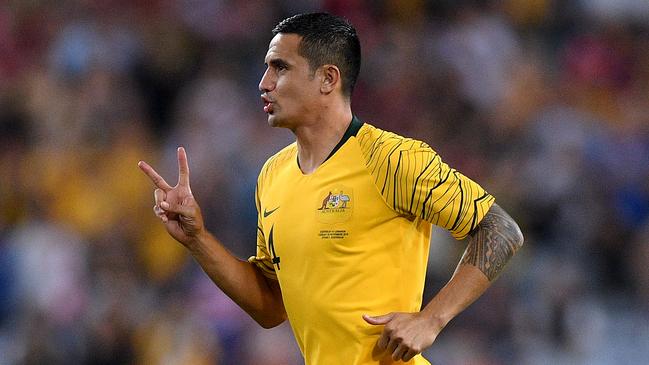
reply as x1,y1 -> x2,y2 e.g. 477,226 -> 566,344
294,105 -> 353,174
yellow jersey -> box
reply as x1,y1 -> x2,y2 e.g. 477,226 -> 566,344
249,117 -> 494,364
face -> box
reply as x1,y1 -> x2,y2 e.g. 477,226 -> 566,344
259,33 -> 322,128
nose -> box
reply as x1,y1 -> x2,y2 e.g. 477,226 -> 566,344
258,68 -> 275,93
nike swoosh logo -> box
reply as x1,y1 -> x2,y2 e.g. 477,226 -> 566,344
263,206 -> 280,218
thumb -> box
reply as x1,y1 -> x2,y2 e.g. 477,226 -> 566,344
160,200 -> 193,217
363,313 -> 395,325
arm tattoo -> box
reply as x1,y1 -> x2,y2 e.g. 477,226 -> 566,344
460,203 -> 524,281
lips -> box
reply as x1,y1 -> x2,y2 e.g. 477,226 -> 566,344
261,95 -> 274,114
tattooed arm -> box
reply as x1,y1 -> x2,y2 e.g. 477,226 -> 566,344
422,202 -> 524,322
460,202 -> 525,281
363,203 -> 524,361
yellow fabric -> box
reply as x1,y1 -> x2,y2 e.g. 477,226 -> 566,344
249,123 -> 494,364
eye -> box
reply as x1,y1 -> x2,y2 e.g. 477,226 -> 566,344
267,59 -> 288,73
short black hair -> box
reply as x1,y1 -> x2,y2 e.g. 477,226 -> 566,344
272,13 -> 361,98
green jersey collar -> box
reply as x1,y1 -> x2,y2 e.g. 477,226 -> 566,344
325,115 -> 364,162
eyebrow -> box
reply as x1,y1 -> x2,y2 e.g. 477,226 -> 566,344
265,58 -> 290,69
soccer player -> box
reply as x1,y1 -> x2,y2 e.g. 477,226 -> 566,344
138,13 -> 523,364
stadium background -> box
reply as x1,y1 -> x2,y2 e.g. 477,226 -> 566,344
1,0 -> 648,364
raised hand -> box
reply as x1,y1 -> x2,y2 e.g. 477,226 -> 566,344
138,147 -> 205,247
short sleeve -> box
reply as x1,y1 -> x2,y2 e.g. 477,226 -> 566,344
358,126 -> 494,240
399,148 -> 494,239
247,177 -> 278,280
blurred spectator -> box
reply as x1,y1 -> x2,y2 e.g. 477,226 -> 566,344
0,1 -> 648,364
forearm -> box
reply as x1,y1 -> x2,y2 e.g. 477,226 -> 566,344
189,230 -> 286,328
420,264 -> 489,329
422,203 -> 524,327
138,152 -> 286,328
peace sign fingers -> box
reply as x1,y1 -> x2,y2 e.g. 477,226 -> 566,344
138,160 -> 173,192
177,147 -> 191,189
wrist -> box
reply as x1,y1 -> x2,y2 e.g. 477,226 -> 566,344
186,229 -> 211,255
421,303 -> 453,331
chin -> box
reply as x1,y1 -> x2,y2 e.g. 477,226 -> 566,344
267,114 -> 287,128
266,114 -> 278,127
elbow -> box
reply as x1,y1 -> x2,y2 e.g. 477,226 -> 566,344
492,202 -> 525,253
251,300 -> 287,329
512,221 -> 524,252
259,319 -> 284,329
255,312 -> 287,329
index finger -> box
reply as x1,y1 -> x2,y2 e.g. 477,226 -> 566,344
177,147 -> 190,187
377,329 -> 390,350
138,160 -> 173,191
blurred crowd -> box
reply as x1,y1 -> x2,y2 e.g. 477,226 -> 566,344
1,0 -> 648,364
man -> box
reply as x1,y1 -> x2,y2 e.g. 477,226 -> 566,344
138,13 -> 523,364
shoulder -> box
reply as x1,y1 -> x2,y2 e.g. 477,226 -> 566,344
355,123 -> 437,166
257,142 -> 297,183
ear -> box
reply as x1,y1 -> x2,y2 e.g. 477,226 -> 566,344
320,65 -> 341,95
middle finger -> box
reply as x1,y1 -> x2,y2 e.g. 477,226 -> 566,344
386,337 -> 400,355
